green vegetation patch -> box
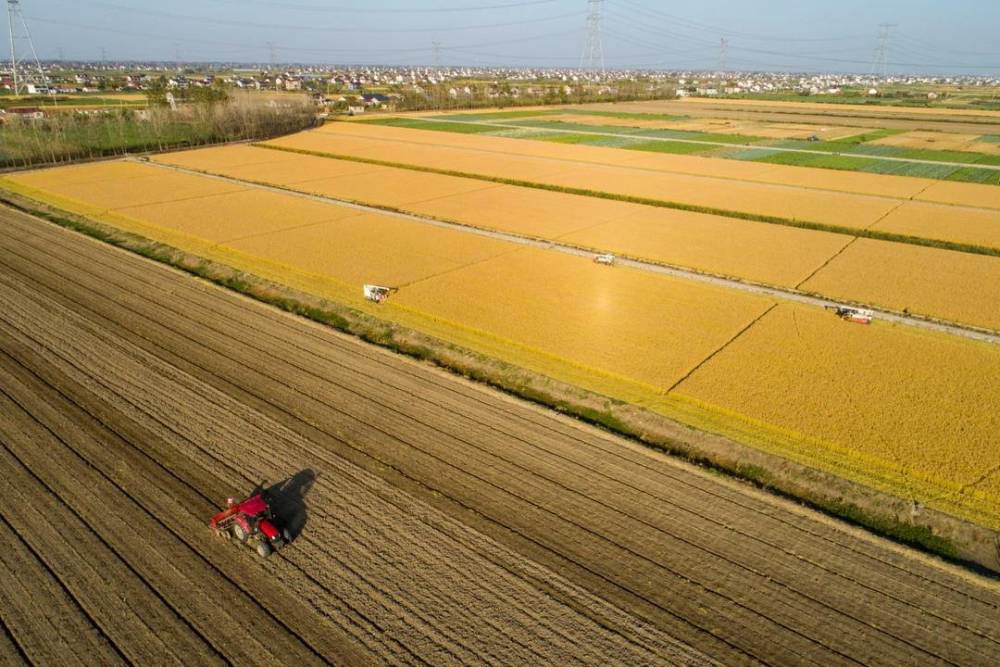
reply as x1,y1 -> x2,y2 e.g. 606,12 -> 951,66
839,128 -> 907,144
558,109 -> 688,122
627,127 -> 764,144
858,161 -> 960,179
753,151 -> 878,170
627,140 -> 712,155
945,167 -> 1000,185
361,117 -> 501,134
537,133 -> 605,144
723,147 -> 784,160
895,148 -> 1000,165
432,109 -> 560,121
977,134 -> 1000,143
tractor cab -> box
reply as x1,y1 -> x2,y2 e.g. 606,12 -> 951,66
209,493 -> 290,558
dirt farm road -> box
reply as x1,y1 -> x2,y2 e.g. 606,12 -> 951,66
1,207 -> 998,666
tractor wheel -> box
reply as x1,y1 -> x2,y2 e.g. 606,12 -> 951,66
256,541 -> 273,558
232,523 -> 248,543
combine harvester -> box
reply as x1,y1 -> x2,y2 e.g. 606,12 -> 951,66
827,305 -> 874,325
364,284 -> 397,304
209,494 -> 291,558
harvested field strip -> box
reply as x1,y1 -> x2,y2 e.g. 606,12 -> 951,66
0,358 -> 328,666
3,212 -> 1000,665
0,230 -> 716,665
254,140 -> 1000,257
310,122 -> 1000,207
0,514 -> 126,666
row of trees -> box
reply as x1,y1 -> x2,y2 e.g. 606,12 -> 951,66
389,79 -> 676,112
0,91 -> 315,170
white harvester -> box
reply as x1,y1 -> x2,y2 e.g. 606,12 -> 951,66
594,253 -> 616,266
827,305 -> 874,325
363,284 -> 397,304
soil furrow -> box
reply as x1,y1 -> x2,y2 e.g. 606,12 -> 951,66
0,360 -> 324,667
1,208 -> 998,666
0,235 -> 747,663
0,268 -> 850,667
0,272 -> 706,667
0,268 -> 951,665
5,209 -> 995,626
0,439 -> 216,666
0,515 -> 127,666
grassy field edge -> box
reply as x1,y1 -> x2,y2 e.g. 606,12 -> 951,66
2,189 -> 997,577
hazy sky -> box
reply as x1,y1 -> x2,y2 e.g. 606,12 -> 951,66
15,0 -> 1000,74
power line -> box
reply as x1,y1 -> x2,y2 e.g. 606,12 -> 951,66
205,0 -> 562,12
75,2 -> 584,34
580,0 -> 604,74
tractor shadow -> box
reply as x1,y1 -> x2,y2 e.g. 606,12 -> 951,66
258,469 -> 317,543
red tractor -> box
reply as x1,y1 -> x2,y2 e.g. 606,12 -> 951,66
209,493 -> 291,558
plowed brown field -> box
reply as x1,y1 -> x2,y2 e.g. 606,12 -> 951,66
3,207 -> 1000,665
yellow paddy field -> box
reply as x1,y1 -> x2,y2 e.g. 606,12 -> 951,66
269,124 -> 1000,228
676,304 -> 1000,525
2,156 -> 998,526
152,146 -> 851,286
801,239 -> 1000,331
149,145 -> 1000,325
300,121 -> 1000,208
10,150 -> 996,328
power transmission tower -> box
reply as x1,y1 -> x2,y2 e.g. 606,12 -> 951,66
266,41 -> 276,69
432,41 -> 442,69
719,37 -> 729,74
6,0 -> 48,96
870,23 -> 896,80
580,0 -> 604,75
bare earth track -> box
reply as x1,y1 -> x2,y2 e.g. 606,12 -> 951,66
1,206 -> 999,666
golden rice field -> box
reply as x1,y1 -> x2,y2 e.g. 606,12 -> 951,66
872,202 -> 1000,249
301,121 -> 1000,205
151,145 -> 1000,325
7,153 -> 998,329
155,145 -> 851,286
270,124 -> 1000,223
801,239 -> 1000,331
675,304 -> 1000,525
2,154 -> 998,526
396,248 -> 775,393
